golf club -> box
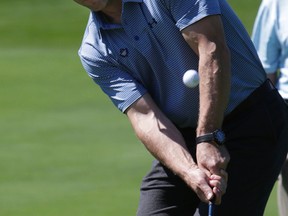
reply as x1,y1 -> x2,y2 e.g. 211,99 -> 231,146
208,201 -> 214,216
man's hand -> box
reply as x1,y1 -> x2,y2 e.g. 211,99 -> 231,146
182,164 -> 215,203
126,94 -> 226,203
196,143 -> 230,204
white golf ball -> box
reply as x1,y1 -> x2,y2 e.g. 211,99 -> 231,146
183,69 -> 199,88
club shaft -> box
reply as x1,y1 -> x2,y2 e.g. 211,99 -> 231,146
208,201 -> 214,216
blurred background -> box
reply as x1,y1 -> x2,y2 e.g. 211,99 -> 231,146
0,0 -> 276,215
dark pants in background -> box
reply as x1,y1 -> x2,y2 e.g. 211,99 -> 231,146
137,80 -> 288,216
277,99 -> 288,216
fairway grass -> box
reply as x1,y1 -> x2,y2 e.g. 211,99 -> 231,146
0,0 -> 279,215
0,47 -> 151,215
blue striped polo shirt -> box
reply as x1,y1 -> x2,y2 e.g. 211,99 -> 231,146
78,0 -> 266,128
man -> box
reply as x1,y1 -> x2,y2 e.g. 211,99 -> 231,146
73,0 -> 288,215
252,0 -> 288,215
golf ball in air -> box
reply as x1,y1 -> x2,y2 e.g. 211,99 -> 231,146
183,70 -> 199,88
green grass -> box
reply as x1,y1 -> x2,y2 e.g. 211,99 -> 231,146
0,0 -> 278,215
0,46 -> 150,215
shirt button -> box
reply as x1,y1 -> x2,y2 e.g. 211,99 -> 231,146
134,35 -> 140,41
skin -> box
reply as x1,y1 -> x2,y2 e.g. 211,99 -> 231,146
181,15 -> 231,203
267,73 -> 277,85
74,0 -> 231,205
73,0 -> 122,23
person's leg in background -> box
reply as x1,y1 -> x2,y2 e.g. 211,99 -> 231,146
278,100 -> 288,216
278,156 -> 288,216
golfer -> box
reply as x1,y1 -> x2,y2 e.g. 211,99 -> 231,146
73,0 -> 288,215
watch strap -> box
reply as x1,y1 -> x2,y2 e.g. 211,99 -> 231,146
195,133 -> 214,145
195,129 -> 226,145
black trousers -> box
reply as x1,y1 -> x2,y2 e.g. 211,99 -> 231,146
137,80 -> 288,216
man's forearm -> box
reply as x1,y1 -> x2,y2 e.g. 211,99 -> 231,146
197,42 -> 231,135
181,15 -> 231,135
267,72 -> 277,85
126,94 -> 216,202
126,94 -> 197,179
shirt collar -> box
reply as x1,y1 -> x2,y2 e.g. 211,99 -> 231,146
92,12 -> 122,30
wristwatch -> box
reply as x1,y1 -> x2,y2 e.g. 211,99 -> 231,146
195,129 -> 226,146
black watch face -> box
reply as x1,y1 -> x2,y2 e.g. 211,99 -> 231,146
215,130 -> 226,144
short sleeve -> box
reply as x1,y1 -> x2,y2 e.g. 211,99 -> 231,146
79,48 -> 147,113
161,0 -> 221,30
